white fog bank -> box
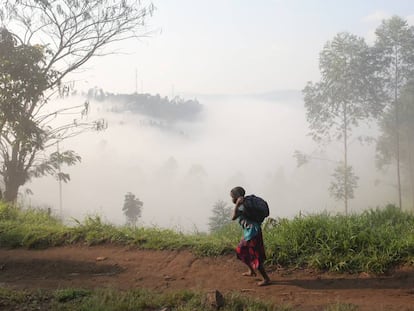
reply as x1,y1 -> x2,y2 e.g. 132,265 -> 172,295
26,95 -> 397,231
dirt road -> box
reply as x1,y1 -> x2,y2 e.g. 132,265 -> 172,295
0,245 -> 413,310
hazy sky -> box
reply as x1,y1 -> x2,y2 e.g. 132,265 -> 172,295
79,0 -> 414,96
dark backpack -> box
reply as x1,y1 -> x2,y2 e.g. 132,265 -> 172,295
242,195 -> 269,224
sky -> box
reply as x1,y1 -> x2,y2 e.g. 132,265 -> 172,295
79,0 -> 414,97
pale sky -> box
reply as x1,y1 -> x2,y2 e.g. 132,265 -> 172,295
80,0 -> 414,97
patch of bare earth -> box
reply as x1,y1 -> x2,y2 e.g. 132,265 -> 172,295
0,245 -> 413,311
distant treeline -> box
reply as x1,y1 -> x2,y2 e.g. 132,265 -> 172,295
86,88 -> 203,122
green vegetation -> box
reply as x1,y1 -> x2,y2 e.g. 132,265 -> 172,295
0,202 -> 238,256
0,287 -> 360,311
0,202 -> 413,274
265,205 -> 414,273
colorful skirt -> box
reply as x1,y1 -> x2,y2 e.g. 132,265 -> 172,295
235,230 -> 266,270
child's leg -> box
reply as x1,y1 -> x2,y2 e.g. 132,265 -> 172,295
257,264 -> 270,286
242,263 -> 256,276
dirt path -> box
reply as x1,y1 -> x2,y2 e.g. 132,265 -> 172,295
0,245 -> 413,311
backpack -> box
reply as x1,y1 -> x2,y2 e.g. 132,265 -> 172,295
242,195 -> 269,224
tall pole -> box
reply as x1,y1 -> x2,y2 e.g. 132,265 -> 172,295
135,68 -> 138,94
57,141 -> 63,219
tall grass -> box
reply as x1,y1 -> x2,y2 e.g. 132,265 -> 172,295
0,201 -> 413,273
0,202 -> 237,256
264,205 -> 414,273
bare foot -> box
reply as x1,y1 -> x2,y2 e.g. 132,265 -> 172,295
257,279 -> 271,286
242,271 -> 256,277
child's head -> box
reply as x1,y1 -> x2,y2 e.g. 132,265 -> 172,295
230,186 -> 245,204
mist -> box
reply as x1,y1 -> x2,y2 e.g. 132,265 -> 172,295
25,95 -> 396,232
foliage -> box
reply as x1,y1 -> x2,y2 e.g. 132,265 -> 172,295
328,163 -> 359,202
377,80 -> 414,209
0,0 -> 154,201
374,16 -> 414,100
0,204 -> 68,248
0,202 -> 413,273
302,32 -> 384,214
303,32 -> 383,144
373,15 -> 414,209
0,287 -> 298,311
0,29 -> 59,201
54,289 -> 91,303
122,192 -> 143,226
0,204 -> 237,255
265,205 -> 414,273
208,200 -> 233,233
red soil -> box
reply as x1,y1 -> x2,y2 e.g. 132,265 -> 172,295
0,245 -> 413,311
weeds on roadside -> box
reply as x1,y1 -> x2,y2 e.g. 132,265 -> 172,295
265,205 -> 414,273
0,201 -> 413,273
0,287 -> 292,311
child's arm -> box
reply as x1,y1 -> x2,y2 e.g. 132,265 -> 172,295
231,197 -> 244,220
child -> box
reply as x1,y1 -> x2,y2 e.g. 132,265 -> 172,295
230,186 -> 270,286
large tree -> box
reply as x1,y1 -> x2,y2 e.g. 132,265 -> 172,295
373,16 -> 414,209
0,28 -> 84,201
303,32 -> 384,214
0,0 -> 154,202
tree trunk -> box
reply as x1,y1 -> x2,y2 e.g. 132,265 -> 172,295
343,102 -> 348,216
395,105 -> 402,209
394,54 -> 403,209
3,159 -> 25,203
409,148 -> 414,211
4,177 -> 20,203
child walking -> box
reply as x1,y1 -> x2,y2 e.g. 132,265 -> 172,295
230,186 -> 270,286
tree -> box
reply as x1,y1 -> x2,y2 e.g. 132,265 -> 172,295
377,80 -> 414,210
208,200 -> 232,233
0,0 -> 154,202
0,28 -> 85,201
328,163 -> 359,203
373,16 -> 414,209
303,32 -> 384,214
122,192 -> 143,226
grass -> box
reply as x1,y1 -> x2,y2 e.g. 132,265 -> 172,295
264,205 -> 414,273
0,203 -> 238,256
0,202 -> 413,273
0,287 -> 361,311
0,287 -> 280,310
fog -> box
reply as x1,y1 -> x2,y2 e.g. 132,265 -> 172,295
25,95 -> 396,232
14,1 -> 410,231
